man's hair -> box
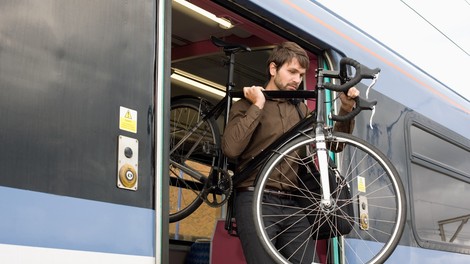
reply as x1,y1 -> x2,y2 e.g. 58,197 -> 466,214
266,42 -> 310,78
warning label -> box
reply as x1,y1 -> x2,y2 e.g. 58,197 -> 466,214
119,106 -> 137,133
357,176 -> 366,193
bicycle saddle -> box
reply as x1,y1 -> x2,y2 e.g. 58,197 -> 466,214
211,36 -> 251,53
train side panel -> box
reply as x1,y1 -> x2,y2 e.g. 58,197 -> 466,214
0,1 -> 156,262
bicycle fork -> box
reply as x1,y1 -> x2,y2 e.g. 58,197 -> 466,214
315,70 -> 333,208
315,126 -> 333,208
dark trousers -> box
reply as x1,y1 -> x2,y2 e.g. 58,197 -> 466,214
234,191 -> 318,264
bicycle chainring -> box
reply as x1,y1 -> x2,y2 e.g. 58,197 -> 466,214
201,169 -> 233,208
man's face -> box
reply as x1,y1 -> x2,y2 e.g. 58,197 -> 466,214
271,57 -> 306,91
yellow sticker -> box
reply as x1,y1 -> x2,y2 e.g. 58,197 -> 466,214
357,176 -> 366,193
119,106 -> 137,133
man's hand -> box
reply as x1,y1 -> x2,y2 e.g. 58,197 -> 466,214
339,87 -> 360,112
243,86 -> 266,109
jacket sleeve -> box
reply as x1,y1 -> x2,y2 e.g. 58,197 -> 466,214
221,100 -> 262,159
333,107 -> 355,134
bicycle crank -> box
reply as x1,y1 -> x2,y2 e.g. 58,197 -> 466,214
201,169 -> 233,207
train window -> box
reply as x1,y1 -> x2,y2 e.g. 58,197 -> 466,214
411,126 -> 470,175
409,124 -> 470,252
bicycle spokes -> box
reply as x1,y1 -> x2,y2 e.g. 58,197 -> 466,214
253,132 -> 405,264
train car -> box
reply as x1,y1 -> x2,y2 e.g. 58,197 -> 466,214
1,0 -> 469,263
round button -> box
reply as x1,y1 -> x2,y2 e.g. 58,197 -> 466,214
126,170 -> 134,181
124,147 -> 133,158
118,163 -> 137,189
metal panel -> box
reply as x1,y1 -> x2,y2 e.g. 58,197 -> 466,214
0,0 -> 156,208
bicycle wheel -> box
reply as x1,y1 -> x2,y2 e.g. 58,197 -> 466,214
253,132 -> 406,264
169,96 -> 221,222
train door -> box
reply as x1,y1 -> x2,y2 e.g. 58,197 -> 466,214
0,1 -> 158,263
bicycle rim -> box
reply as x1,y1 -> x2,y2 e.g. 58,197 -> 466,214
169,97 -> 220,222
253,132 -> 406,264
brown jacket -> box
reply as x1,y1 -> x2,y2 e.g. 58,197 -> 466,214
221,98 -> 353,189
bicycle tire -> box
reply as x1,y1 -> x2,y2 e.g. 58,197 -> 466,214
169,96 -> 221,222
253,131 -> 406,264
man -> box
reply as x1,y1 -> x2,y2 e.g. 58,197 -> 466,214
222,42 -> 359,263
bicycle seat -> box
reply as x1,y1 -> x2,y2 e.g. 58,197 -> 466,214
211,36 -> 251,53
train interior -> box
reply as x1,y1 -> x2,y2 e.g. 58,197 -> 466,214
168,1 -> 321,263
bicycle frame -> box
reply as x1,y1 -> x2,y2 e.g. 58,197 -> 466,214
227,66 -> 376,208
169,42 -> 402,262
170,70 -> 351,204
170,38 -> 380,210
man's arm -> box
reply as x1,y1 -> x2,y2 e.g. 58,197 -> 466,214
221,101 -> 262,159
333,88 -> 359,134
221,86 -> 266,159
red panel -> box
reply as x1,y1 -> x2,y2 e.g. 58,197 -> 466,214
211,220 -> 247,264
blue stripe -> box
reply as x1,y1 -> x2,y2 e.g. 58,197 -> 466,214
345,239 -> 470,263
0,186 -> 154,256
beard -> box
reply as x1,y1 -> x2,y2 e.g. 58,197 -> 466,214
274,76 -> 298,91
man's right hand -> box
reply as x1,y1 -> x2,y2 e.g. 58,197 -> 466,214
243,86 -> 265,109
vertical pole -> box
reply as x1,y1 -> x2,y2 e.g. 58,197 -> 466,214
155,0 -> 171,263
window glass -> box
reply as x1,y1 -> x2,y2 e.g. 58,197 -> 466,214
411,164 -> 470,245
411,126 -> 470,175
410,125 -> 470,249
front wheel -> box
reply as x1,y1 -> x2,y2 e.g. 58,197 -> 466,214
253,132 -> 406,264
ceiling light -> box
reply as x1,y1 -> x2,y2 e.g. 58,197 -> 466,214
173,0 -> 234,29
171,68 -> 227,98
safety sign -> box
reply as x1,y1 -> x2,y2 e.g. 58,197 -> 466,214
119,106 -> 137,133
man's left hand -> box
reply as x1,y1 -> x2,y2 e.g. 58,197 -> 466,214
339,87 -> 359,112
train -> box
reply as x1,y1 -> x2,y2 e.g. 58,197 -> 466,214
1,0 -> 469,263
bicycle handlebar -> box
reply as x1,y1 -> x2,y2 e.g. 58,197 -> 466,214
330,96 -> 376,122
323,57 -> 380,92
324,57 -> 380,122
230,57 -> 380,123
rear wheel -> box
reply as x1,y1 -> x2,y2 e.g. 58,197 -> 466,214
253,132 -> 406,263
169,97 -> 221,222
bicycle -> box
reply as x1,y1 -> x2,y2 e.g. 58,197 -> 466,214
169,37 -> 406,264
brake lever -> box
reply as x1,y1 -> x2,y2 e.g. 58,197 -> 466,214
366,71 -> 380,99
366,72 -> 379,129
369,106 -> 376,129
